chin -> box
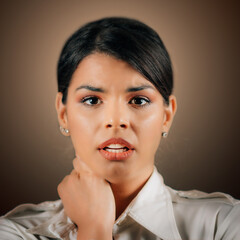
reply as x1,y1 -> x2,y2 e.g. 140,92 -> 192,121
102,164 -> 132,183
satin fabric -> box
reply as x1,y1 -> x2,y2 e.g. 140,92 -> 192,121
0,167 -> 239,240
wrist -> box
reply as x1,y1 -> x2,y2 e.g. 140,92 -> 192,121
77,228 -> 112,240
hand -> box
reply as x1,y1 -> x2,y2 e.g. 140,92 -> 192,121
57,156 -> 115,240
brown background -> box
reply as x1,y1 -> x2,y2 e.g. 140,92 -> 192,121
1,0 -> 239,215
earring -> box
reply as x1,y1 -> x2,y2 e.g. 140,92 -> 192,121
60,126 -> 70,136
162,132 -> 168,138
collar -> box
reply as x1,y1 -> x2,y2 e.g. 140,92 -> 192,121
26,167 -> 181,240
114,167 -> 182,240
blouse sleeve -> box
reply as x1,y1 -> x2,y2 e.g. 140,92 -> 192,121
0,218 -> 23,240
215,203 -> 240,240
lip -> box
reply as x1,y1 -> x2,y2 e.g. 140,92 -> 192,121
98,148 -> 134,161
97,137 -> 135,150
97,137 -> 135,161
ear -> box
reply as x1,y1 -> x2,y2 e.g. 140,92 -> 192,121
162,95 -> 177,134
55,92 -> 69,134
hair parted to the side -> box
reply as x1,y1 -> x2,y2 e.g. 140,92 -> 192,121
57,17 -> 173,105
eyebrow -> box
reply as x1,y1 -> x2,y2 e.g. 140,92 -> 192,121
75,84 -> 155,93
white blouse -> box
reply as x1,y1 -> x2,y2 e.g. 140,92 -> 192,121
0,167 -> 239,240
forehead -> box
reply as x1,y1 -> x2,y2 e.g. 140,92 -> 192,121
70,53 -> 157,90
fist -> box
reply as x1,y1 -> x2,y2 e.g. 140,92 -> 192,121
57,156 -> 115,239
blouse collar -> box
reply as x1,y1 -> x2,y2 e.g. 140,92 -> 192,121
25,167 -> 182,240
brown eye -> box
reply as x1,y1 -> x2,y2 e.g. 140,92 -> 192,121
129,96 -> 151,107
81,96 -> 102,106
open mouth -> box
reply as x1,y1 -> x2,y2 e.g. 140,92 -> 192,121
103,147 -> 129,153
98,147 -> 134,160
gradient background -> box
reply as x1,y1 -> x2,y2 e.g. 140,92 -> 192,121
1,0 -> 239,215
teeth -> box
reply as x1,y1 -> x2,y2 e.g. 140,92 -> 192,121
105,144 -> 126,149
105,148 -> 128,153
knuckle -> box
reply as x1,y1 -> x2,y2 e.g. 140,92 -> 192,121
58,175 -> 70,187
73,159 -> 80,172
57,183 -> 63,195
67,174 -> 78,185
73,157 -> 77,166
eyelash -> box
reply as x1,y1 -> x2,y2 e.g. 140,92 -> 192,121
80,95 -> 151,108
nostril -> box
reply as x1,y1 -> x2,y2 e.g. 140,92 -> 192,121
105,123 -> 127,128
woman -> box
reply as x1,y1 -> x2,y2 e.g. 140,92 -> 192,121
0,17 -> 239,240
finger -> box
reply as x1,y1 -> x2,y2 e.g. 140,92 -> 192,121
73,157 -> 81,173
73,154 -> 84,173
70,169 -> 80,179
74,156 -> 93,176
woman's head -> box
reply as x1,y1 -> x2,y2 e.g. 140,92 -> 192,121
57,17 -> 173,105
56,17 -> 177,184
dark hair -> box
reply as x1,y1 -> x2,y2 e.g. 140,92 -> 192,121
57,17 -> 173,105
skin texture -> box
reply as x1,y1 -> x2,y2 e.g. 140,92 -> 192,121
56,53 -> 177,239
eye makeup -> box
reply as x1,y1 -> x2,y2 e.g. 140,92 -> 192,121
79,95 -> 152,109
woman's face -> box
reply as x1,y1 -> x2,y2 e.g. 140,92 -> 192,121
56,53 -> 176,184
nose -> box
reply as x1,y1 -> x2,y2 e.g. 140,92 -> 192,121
104,100 -> 129,130
106,121 -> 128,129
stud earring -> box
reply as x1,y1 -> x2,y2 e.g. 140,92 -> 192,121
162,132 -> 168,138
60,126 -> 70,135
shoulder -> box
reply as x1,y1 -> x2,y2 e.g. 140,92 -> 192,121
0,199 -> 62,239
167,187 -> 240,240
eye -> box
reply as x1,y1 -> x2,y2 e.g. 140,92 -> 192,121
129,96 -> 151,107
80,95 -> 151,108
80,96 -> 102,106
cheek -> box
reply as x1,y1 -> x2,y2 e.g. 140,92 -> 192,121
138,109 -> 164,151
67,109 -> 97,152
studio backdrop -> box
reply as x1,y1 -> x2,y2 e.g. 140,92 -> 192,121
0,0 -> 239,215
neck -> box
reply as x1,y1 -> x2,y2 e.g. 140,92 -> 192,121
110,169 -> 153,220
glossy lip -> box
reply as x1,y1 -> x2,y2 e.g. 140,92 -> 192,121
98,148 -> 134,161
97,137 -> 135,150
97,137 -> 135,161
